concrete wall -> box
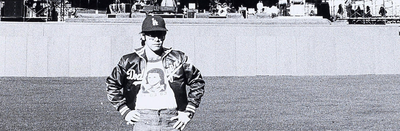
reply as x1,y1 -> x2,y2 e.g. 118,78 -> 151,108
0,20 -> 399,77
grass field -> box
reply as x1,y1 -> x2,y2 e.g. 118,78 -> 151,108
1,75 -> 400,130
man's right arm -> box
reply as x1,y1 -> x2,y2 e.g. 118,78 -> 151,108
106,58 -> 140,124
106,57 -> 127,111
106,56 -> 139,123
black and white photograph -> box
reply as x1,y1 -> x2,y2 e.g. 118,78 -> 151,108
1,0 -> 400,130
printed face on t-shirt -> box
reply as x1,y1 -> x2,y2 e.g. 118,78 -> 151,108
147,73 -> 161,86
141,68 -> 166,93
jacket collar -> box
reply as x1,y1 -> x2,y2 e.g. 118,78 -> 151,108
134,46 -> 172,60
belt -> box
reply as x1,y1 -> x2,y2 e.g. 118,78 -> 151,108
137,108 -> 177,116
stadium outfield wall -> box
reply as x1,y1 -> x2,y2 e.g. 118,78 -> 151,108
0,19 -> 399,77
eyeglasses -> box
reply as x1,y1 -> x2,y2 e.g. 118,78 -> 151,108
145,32 -> 166,37
146,35 -> 165,41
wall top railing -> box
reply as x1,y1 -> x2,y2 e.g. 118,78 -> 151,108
62,16 -> 332,25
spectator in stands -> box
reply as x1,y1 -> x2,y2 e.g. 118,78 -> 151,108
346,4 -> 352,17
379,6 -> 387,17
257,1 -> 263,14
50,2 -> 58,21
183,5 -> 188,18
35,2 -> 44,17
365,6 -> 372,17
337,4 -> 344,18
355,6 -> 362,17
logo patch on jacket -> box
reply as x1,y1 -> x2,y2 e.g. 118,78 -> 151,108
127,69 -> 143,80
165,60 -> 181,82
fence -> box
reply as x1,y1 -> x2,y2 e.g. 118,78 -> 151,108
0,19 -> 399,76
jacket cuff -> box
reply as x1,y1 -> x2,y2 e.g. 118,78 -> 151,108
118,105 -> 131,118
185,105 -> 196,118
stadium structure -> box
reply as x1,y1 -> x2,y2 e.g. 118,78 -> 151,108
0,0 -> 399,23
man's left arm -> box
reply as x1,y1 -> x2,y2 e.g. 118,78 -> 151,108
171,55 -> 205,130
183,55 -> 205,115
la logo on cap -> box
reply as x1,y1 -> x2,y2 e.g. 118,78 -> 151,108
152,18 -> 159,26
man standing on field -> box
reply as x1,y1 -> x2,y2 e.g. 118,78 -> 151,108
106,15 -> 205,131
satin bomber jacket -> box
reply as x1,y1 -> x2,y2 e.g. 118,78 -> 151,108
106,47 -> 205,114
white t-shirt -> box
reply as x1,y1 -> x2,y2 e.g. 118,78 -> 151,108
135,59 -> 177,110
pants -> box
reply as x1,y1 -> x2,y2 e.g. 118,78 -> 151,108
133,109 -> 180,131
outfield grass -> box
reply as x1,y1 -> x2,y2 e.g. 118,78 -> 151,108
1,75 -> 400,130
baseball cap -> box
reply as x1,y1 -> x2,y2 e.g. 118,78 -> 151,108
141,16 -> 168,32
